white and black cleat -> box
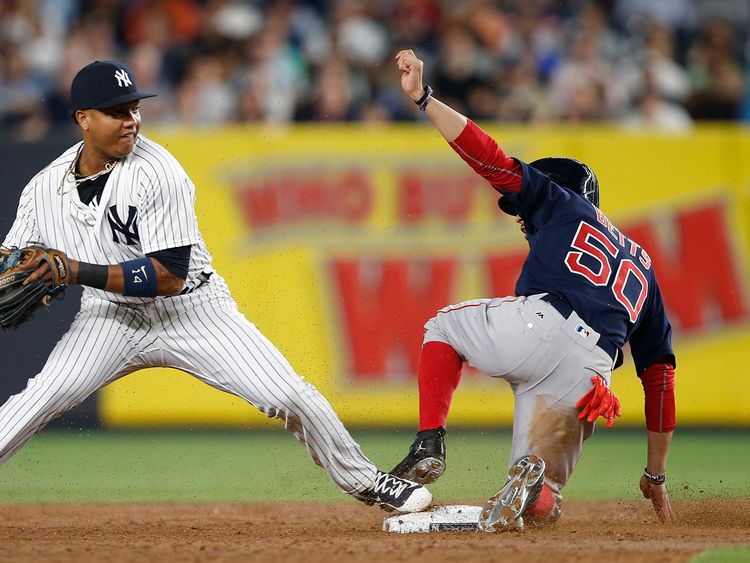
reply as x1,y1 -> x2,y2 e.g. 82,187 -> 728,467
355,471 -> 433,513
478,454 -> 546,532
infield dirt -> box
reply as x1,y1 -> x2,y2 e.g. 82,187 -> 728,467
0,499 -> 748,562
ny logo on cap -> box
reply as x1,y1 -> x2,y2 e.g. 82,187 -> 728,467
114,69 -> 132,88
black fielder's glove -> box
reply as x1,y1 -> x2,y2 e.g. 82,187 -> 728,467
390,426 -> 446,484
0,246 -> 70,331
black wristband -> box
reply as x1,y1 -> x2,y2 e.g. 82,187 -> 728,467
76,262 -> 109,289
415,85 -> 433,111
643,468 -> 666,485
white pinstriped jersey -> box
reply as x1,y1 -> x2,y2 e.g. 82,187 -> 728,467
2,135 -> 230,304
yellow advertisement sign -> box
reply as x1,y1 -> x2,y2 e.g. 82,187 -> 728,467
100,125 -> 750,427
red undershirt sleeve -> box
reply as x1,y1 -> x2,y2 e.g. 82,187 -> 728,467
638,362 -> 676,432
448,120 -> 523,194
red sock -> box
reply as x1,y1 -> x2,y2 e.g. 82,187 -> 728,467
525,483 -> 558,521
418,341 -> 463,431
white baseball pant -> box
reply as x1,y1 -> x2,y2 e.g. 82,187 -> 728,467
423,293 -> 616,499
0,289 -> 377,495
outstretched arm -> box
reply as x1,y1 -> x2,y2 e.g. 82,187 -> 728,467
395,49 -> 523,194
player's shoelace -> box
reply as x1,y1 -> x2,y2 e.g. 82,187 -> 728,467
371,472 -> 412,502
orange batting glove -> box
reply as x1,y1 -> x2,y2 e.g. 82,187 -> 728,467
576,375 -> 622,428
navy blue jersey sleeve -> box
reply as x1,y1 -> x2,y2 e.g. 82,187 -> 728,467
628,279 -> 675,373
505,161 -> 579,229
147,245 -> 191,280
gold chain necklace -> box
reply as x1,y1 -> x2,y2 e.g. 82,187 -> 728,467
57,146 -> 118,196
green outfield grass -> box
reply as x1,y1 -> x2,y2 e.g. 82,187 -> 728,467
692,547 -> 750,563
0,428 -> 747,504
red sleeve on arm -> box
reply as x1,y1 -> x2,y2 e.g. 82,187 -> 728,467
639,362 -> 676,432
449,120 -> 523,194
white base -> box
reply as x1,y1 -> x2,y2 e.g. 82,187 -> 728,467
383,504 -> 482,533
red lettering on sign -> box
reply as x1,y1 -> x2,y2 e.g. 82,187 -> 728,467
236,169 -> 373,229
238,178 -> 280,229
341,170 -> 372,222
626,203 -> 745,330
398,171 -> 483,222
332,259 -> 457,380
485,252 -> 528,296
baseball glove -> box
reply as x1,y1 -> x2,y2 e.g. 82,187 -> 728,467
0,246 -> 70,331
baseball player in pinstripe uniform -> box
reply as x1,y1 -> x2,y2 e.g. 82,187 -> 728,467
390,50 -> 676,530
0,60 -> 431,514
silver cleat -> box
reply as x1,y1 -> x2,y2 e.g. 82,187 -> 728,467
478,454 -> 546,532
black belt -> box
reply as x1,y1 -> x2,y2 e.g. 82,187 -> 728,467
540,293 -> 573,319
539,293 -> 621,366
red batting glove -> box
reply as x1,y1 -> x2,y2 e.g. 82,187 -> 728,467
575,375 -> 622,428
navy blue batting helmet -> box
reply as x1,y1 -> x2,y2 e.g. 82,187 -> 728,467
498,157 -> 599,215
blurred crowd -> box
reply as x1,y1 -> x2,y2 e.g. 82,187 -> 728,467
2,0 -> 750,139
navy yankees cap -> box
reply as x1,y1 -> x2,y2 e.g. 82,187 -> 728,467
70,60 -> 156,112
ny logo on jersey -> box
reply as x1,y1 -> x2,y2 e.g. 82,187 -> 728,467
114,69 -> 132,88
108,205 -> 140,246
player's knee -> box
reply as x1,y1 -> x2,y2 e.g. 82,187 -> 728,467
423,313 -> 448,335
262,381 -> 318,418
525,483 -> 562,526
47,384 -> 86,406
422,315 -> 450,341
28,373 -> 91,408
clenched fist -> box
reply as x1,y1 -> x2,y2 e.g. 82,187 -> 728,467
395,49 -> 425,101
